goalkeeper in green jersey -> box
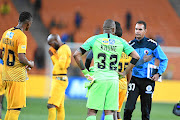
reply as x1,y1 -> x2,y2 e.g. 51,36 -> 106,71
73,19 -> 140,120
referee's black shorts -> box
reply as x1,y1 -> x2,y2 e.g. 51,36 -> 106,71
124,76 -> 155,120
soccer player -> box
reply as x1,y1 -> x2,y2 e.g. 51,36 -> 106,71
85,21 -> 132,120
73,19 -> 140,120
114,21 -> 132,120
0,11 -> 34,120
47,34 -> 71,120
0,58 -> 4,120
123,21 -> 168,120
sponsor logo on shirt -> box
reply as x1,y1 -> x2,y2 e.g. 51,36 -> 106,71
102,39 -> 115,45
21,45 -> 26,49
6,31 -> 14,39
102,39 -> 109,45
109,39 -> 115,45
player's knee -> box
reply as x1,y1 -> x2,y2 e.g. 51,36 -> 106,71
104,110 -> 114,115
11,108 -> 21,111
87,109 -> 98,116
47,104 -> 56,109
124,108 -> 133,115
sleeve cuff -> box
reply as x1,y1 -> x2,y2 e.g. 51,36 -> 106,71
157,71 -> 162,76
51,55 -> 57,60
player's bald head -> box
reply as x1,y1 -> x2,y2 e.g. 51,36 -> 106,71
47,34 -> 61,43
103,19 -> 116,34
103,19 -> 115,30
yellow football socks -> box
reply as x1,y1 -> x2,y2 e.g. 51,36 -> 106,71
48,108 -> 56,120
57,107 -> 65,120
86,115 -> 96,120
8,110 -> 20,120
105,115 -> 113,120
4,110 -> 10,120
118,119 -> 122,120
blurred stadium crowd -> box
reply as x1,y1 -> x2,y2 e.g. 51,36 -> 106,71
0,0 -> 180,92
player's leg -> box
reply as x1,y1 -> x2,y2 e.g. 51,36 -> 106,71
104,80 -> 119,120
86,81 -> 107,120
0,94 -> 4,120
117,88 -> 127,120
8,108 -> 21,120
3,81 -> 9,120
0,69 -> 5,120
47,104 -> 56,120
104,110 -> 114,120
57,94 -> 65,120
6,81 -> 26,120
113,111 -> 117,120
86,109 -> 98,120
4,110 -> 10,120
101,111 -> 105,120
48,76 -> 68,120
57,106 -> 65,120
140,79 -> 155,120
124,77 -> 140,120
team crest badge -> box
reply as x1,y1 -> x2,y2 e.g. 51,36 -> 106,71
144,50 -> 149,54
109,39 -> 115,45
145,85 -> 152,94
6,31 -> 14,39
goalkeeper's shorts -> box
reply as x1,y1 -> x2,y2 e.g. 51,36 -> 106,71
87,80 -> 119,110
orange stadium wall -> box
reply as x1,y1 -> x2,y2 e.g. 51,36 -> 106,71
26,75 -> 180,103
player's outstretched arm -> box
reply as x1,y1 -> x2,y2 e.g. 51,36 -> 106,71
18,53 -> 34,68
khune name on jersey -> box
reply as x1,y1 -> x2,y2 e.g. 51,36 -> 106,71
101,44 -> 117,52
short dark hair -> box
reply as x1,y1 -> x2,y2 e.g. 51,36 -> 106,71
136,20 -> 146,29
19,11 -> 32,23
115,21 -> 122,37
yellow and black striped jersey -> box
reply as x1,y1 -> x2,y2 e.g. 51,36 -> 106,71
0,27 -> 27,82
118,52 -> 131,89
50,44 -> 71,75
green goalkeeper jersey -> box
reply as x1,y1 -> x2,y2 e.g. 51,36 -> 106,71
81,33 -> 134,81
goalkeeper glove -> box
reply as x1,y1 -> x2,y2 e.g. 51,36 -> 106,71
82,69 -> 94,81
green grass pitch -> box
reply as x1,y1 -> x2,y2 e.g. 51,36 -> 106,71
1,97 -> 179,120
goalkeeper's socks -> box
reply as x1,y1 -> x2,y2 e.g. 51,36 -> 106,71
8,110 -> 20,120
86,115 -> 96,120
105,115 -> 113,120
48,108 -> 56,120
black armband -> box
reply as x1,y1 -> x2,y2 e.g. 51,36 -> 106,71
130,58 -> 139,65
78,47 -> 87,55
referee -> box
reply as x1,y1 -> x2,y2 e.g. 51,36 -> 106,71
123,21 -> 168,120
